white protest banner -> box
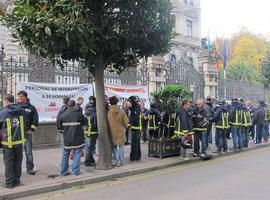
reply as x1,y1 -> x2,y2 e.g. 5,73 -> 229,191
17,82 -> 94,122
104,84 -> 150,108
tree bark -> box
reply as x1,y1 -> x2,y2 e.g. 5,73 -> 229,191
94,58 -> 112,170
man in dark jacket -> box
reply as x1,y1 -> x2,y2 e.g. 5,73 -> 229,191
175,100 -> 193,159
84,96 -> 98,166
246,100 -> 255,141
58,100 -> 87,176
128,96 -> 142,161
229,98 -> 243,151
17,90 -> 39,175
76,96 -> 84,113
261,101 -> 270,142
0,94 -> 27,189
241,99 -> 252,147
205,96 -> 214,147
56,96 -> 70,147
192,99 -> 211,157
147,103 -> 161,139
140,101 -> 149,142
254,100 -> 265,144
213,100 -> 229,153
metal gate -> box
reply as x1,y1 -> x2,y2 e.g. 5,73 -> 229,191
165,53 -> 204,101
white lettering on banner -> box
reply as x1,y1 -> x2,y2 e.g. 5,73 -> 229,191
17,82 -> 150,122
17,82 -> 94,122
103,84 -> 150,109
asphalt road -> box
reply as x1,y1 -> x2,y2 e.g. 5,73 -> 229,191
21,147 -> 270,200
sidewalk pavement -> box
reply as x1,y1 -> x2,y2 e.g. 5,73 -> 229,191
1,140 -> 270,200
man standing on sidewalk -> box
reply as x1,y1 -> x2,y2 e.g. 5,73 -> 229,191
213,99 -> 229,154
128,96 -> 142,161
0,94 -> 27,189
174,100 -> 193,160
58,100 -> 87,176
84,96 -> 98,166
17,90 -> 39,175
229,98 -> 243,151
57,96 -> 70,146
192,99 -> 211,158
253,100 -> 265,144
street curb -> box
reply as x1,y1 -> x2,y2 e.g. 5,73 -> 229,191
2,143 -> 270,200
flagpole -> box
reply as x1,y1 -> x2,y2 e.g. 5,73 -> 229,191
224,68 -> 227,100
222,37 -> 227,100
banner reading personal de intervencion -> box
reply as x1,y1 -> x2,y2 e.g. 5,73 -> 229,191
17,82 -> 93,122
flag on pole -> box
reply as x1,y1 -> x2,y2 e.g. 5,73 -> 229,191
215,41 -> 222,71
223,40 -> 227,70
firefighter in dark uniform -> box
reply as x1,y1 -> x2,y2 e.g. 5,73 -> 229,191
162,100 -> 177,138
56,96 -> 70,147
213,99 -> 229,153
229,98 -> 243,151
128,96 -> 142,161
146,103 -> 161,139
241,99 -> 252,147
262,101 -> 270,141
174,100 -> 193,159
192,99 -> 211,157
17,90 -> 39,175
0,94 -> 27,189
84,96 -> 98,166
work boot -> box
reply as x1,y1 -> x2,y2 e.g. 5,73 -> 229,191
27,169 -> 36,175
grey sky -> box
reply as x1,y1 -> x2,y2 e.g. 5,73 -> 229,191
201,0 -> 270,38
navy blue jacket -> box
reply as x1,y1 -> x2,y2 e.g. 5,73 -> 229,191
213,105 -> 229,129
19,99 -> 39,132
147,107 -> 161,130
0,104 -> 27,148
192,106 -> 211,129
58,109 -> 87,149
229,102 -> 243,126
56,105 -> 68,129
175,108 -> 193,134
85,102 -> 98,133
253,107 -> 265,126
129,103 -> 141,132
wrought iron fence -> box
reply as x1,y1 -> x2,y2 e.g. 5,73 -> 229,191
217,74 -> 266,102
0,45 -> 205,103
165,53 -> 205,101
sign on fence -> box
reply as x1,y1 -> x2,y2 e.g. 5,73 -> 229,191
17,82 -> 94,122
17,82 -> 150,122
104,84 -> 150,108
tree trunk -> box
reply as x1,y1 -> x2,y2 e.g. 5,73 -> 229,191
94,59 -> 112,170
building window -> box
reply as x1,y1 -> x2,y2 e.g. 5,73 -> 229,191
186,20 -> 193,36
184,0 -> 193,6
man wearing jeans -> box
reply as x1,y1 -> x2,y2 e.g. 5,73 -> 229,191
0,94 -> 27,189
229,98 -> 243,151
253,101 -> 265,144
17,90 -> 39,175
107,96 -> 129,166
192,99 -> 211,158
84,96 -> 98,167
58,100 -> 87,176
128,96 -> 142,161
213,100 -> 229,153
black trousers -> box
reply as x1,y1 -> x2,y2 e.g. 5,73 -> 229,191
130,131 -> 141,161
3,147 -> 23,186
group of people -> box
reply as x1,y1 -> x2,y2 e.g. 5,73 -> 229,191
1,91 -> 269,189
139,96 -> 269,160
